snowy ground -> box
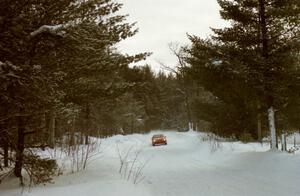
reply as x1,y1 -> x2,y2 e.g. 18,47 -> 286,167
1,131 -> 300,196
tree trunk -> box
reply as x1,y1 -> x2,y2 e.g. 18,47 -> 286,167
259,0 -> 268,59
259,0 -> 278,150
257,101 -> 262,142
14,110 -> 25,178
54,117 -> 59,140
267,106 -> 277,150
41,111 -> 47,150
47,109 -> 55,148
284,133 -> 287,151
281,133 -> 287,151
1,108 -> 9,167
0,124 -> 9,167
188,122 -> 193,131
85,135 -> 89,145
131,115 -> 134,134
257,113 -> 262,142
0,136 -> 9,167
3,140 -> 9,167
85,104 -> 90,145
184,91 -> 193,131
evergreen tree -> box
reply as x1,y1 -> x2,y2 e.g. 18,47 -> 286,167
0,0 -> 146,184
185,0 -> 300,146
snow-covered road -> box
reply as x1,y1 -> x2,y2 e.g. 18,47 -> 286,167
129,131 -> 300,196
1,131 -> 300,196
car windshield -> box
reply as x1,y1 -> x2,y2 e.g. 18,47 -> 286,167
153,134 -> 164,138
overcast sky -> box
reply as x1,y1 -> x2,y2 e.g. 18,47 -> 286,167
117,0 -> 227,71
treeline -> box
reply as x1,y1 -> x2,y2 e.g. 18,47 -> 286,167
87,65 -> 190,135
0,0 -> 191,184
0,0 -> 150,184
177,0 -> 300,145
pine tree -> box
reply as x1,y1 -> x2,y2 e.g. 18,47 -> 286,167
185,0 -> 300,146
0,0 -> 147,184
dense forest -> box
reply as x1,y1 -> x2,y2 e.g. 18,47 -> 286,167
0,0 -> 299,187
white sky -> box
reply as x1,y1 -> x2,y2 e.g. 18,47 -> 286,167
117,0 -> 227,71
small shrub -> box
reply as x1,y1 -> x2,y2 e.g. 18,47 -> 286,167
116,144 -> 149,184
23,153 -> 58,186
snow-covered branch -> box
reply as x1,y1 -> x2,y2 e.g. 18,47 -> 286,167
30,24 -> 65,38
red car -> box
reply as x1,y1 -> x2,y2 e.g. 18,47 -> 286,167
152,134 -> 167,146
